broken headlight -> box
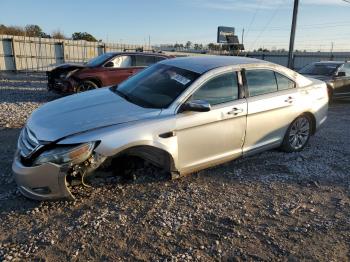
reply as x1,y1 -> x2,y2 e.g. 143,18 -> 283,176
33,142 -> 95,166
59,69 -> 79,79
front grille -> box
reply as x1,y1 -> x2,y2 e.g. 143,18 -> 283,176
18,127 -> 41,158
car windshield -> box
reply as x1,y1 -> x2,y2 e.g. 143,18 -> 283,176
299,63 -> 340,76
113,63 -> 200,109
86,53 -> 115,67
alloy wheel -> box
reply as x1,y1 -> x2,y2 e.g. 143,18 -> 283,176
288,117 -> 310,150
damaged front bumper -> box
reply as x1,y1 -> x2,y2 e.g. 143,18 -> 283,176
12,151 -> 106,201
47,78 -> 78,94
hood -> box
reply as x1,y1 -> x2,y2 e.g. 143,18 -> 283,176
301,74 -> 332,82
54,63 -> 87,70
27,88 -> 162,142
49,63 -> 87,77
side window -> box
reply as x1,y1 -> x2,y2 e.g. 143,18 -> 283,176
340,63 -> 350,76
135,55 -> 156,67
155,56 -> 166,63
275,72 -> 295,90
245,70 -> 278,96
111,55 -> 132,68
191,72 -> 239,106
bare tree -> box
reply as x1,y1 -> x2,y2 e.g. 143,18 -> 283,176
52,29 -> 66,39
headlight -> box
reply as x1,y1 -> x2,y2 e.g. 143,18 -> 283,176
59,69 -> 78,79
33,142 -> 95,166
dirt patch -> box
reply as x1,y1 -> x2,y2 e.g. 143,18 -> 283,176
0,73 -> 349,261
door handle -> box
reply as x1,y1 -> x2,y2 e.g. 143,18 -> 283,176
227,107 -> 243,115
284,96 -> 295,103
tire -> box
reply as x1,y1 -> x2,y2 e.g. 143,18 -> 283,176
77,80 -> 99,93
281,115 -> 312,153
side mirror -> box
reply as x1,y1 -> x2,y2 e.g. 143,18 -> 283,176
336,71 -> 346,77
104,61 -> 114,68
180,100 -> 211,113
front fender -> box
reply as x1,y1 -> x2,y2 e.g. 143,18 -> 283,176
57,116 -> 179,168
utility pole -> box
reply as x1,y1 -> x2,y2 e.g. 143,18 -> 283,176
330,42 -> 334,61
241,28 -> 244,45
287,0 -> 299,69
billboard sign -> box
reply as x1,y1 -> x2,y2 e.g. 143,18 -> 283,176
217,26 -> 237,44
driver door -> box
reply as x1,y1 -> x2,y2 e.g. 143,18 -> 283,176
334,63 -> 350,97
103,55 -> 137,85
175,71 -> 247,174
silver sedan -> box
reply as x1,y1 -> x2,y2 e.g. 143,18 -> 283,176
12,56 -> 328,200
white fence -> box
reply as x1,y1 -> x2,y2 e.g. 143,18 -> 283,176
0,35 -> 149,71
1,35 -> 350,71
246,51 -> 350,70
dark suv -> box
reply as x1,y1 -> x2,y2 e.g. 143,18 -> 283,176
47,51 -> 172,94
299,61 -> 350,100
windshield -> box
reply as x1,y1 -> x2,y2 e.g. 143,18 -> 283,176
113,64 -> 200,109
86,53 -> 115,67
299,63 -> 340,76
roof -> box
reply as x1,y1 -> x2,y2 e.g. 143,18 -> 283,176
160,56 -> 267,74
105,51 -> 169,57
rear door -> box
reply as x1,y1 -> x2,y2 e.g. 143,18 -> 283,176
243,69 -> 301,155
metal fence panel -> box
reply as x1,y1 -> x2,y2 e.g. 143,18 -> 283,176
0,35 -> 148,71
247,51 -> 350,69
0,38 -> 15,70
2,34 -> 350,71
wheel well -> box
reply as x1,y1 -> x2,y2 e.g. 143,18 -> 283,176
84,78 -> 101,87
109,146 -> 175,173
302,112 -> 316,135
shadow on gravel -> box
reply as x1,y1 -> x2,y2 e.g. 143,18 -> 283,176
331,98 -> 350,106
0,128 -> 41,213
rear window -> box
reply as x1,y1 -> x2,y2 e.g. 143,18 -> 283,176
275,73 -> 295,90
299,63 -> 340,76
135,55 -> 156,66
246,70 -> 278,97
155,56 -> 166,62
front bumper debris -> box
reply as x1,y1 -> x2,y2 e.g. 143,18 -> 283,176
47,78 -> 77,94
12,152 -> 106,201
12,153 -> 74,200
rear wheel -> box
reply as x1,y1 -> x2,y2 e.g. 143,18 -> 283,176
77,80 -> 99,93
281,115 -> 312,152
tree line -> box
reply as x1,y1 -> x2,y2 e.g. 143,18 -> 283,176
0,24 -> 99,42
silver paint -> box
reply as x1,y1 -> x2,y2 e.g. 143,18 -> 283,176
13,56 -> 329,200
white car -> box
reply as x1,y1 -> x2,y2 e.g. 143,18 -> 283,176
13,56 -> 328,200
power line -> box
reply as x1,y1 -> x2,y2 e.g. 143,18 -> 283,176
248,0 -> 286,51
244,0 -> 263,41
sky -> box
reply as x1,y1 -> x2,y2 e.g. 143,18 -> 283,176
1,0 -> 350,51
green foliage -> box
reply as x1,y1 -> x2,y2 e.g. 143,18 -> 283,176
72,32 -> 97,42
25,24 -> 44,37
0,24 -> 95,41
185,41 -> 192,49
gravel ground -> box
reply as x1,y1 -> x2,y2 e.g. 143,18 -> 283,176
0,73 -> 349,261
